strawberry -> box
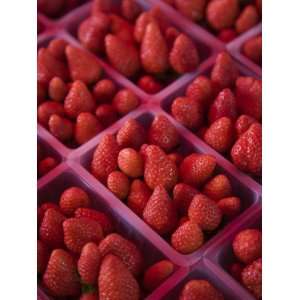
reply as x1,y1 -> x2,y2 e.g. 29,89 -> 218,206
198,127 -> 207,139
39,208 -> 66,248
48,77 -> 67,102
43,249 -> 80,297
38,157 -> 59,177
38,202 -> 61,221
229,262 -> 244,282
59,186 -> 91,216
38,0 -> 64,17
38,101 -> 65,126
235,5 -> 259,34
208,88 -> 237,124
47,39 -> 68,61
233,229 -> 262,264
256,0 -> 262,15
98,254 -> 140,300
231,123 -> 262,175
174,0 -> 206,21
165,26 -> 180,49
144,145 -> 178,191
206,0 -> 239,31
91,134 -> 120,183
235,77 -> 262,121
116,118 -> 146,149
48,114 -> 74,142
143,260 -> 174,291
188,194 -> 222,231
241,258 -> 262,299
171,221 -> 204,254
137,75 -> 163,94
75,208 -> 114,235
121,0 -> 141,21
210,52 -> 239,90
217,196 -> 241,217
235,114 -> 257,137
105,34 -> 141,77
75,112 -> 103,145
202,174 -> 232,201
92,0 -> 114,14
204,117 -> 235,153
110,14 -> 135,43
179,154 -> 216,187
143,185 -> 177,235
37,240 -> 50,275
64,80 -> 96,119
77,242 -> 101,285
107,171 -> 130,200
173,183 -> 199,215
98,233 -> 143,276
242,35 -> 262,65
178,216 -> 189,226
134,12 -> 156,43
217,29 -> 238,43
127,179 -> 152,217
169,34 -> 199,74
63,217 -> 103,253
112,89 -> 139,116
179,279 -> 224,300
80,292 -> 98,300
168,152 -> 183,166
171,97 -> 203,130
118,148 -> 144,178
93,79 -> 117,103
141,22 -> 169,74
95,104 -> 118,127
148,115 -> 179,152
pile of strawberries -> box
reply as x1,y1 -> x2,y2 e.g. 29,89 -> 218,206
242,34 -> 262,66
164,0 -> 261,42
169,51 -> 262,178
37,142 -> 59,178
76,0 -> 202,94
229,228 -> 262,299
38,186 -> 177,299
38,39 -> 139,148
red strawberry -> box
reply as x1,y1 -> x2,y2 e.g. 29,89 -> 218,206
188,194 -> 222,231
165,26 -> 180,49
171,221 -> 204,254
38,101 -> 65,126
48,114 -> 74,142
235,114 -> 257,137
235,5 -> 259,34
141,22 -> 169,74
63,217 -> 103,253
148,115 -> 179,152
37,240 -> 50,275
202,174 -> 232,201
127,179 -> 152,217
92,0 -> 114,14
110,14 -> 135,43
75,112 -> 103,145
43,249 -> 80,297
38,157 -> 59,177
39,202 -> 61,221
47,38 -> 68,61
137,75 -> 163,94
75,208 -> 114,235
242,35 -> 262,65
229,262 -> 244,282
144,145 -> 178,191
98,233 -> 143,276
48,77 -> 67,102
179,154 -> 216,187
169,34 -> 200,74
118,148 -> 144,178
121,0 -> 141,21
211,52 -> 239,90
116,118 -> 146,149
174,0 -> 206,21
37,82 -> 47,104
98,254 -> 140,300
173,183 -> 199,215
143,260 -> 174,291
93,79 -> 117,103
107,171 -> 130,200
64,80 -> 96,119
217,29 -> 238,43
217,196 -> 241,217
256,0 -> 262,15
59,186 -> 91,216
112,89 -> 139,116
78,242 -> 101,285
179,279 -> 224,300
231,123 -> 262,175
95,104 -> 118,127
38,0 -> 64,17
198,127 -> 207,139
204,117 -> 235,153
105,34 -> 141,77
178,216 -> 189,226
241,258 -> 262,299
91,134 -> 120,183
233,229 -> 262,264
168,152 -> 183,166
80,292 -> 98,300
134,12 -> 156,43
206,0 -> 239,31
171,97 -> 203,130
235,77 -> 262,121
143,185 -> 177,235
39,208 -> 66,248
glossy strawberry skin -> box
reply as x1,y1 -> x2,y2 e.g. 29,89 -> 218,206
48,114 -> 74,142
107,171 -> 130,200
202,174 -> 232,201
235,5 -> 259,34
174,0 -> 206,21
37,240 -> 50,275
235,114 -> 257,137
137,75 -> 163,94
118,148 -> 144,178
38,101 -> 65,126
242,35 -> 262,65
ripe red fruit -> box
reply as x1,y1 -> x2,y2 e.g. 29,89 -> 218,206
235,5 -> 259,34
92,0 -> 114,14
168,152 -> 183,166
188,194 -> 222,231
217,196 -> 241,217
202,174 -> 232,201
48,114 -> 74,142
121,0 -> 141,21
38,157 -> 59,177
137,75 -> 163,94
242,35 -> 262,65
143,260 -> 174,291
95,104 -> 117,128
47,39 -> 68,61
165,26 -> 180,49
110,14 -> 135,43
107,171 -> 130,200
38,202 -> 61,221
93,79 -> 117,103
37,240 -> 50,275
179,154 -> 216,187
98,233 -> 143,276
134,12 -> 156,43
112,89 -> 139,116
118,148 -> 144,178
63,217 -> 103,253
229,262 -> 244,282
48,77 -> 67,102
38,101 -> 65,126
233,229 -> 262,264
143,185 -> 177,235
217,29 -> 238,43
80,292 -> 98,300
174,0 -> 206,21
235,114 -> 257,137
98,254 -> 140,300
256,0 -> 262,15
171,221 -> 204,254
43,249 -> 80,297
